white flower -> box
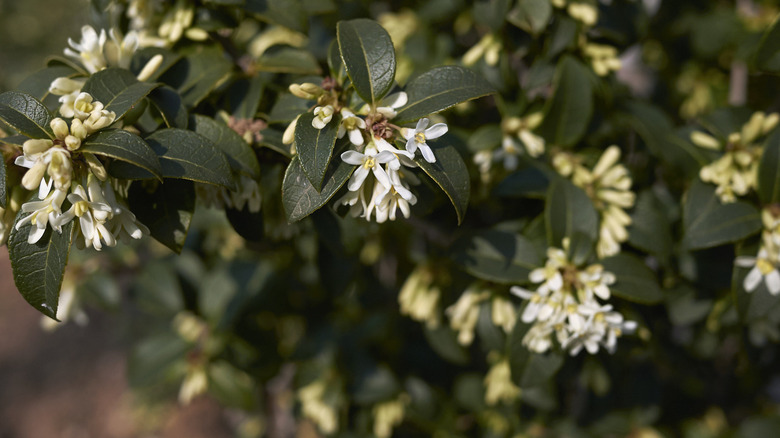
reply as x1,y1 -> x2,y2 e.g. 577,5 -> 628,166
105,29 -> 139,69
102,180 -> 150,241
59,182 -> 115,250
446,287 -> 489,346
402,118 -> 447,163
312,105 -> 335,129
229,175 -> 262,213
64,25 -> 108,73
340,146 -> 396,192
736,247 -> 780,295
483,359 -> 521,406
399,266 -> 441,328
337,108 -> 366,146
15,181 -> 68,244
374,92 -> 408,119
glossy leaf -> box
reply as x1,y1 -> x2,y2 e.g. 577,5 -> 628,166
8,213 -> 74,320
415,143 -> 470,225
507,0 -> 553,35
474,0 -> 511,31
394,66 -> 496,124
17,65 -> 80,110
682,180 -> 762,250
601,253 -> 663,304
227,75 -> 266,120
758,129 -> 780,205
81,129 -> 163,179
145,128 -> 237,190
159,49 -> 233,108
0,91 -> 53,139
424,326 -> 470,365
628,190 -> 673,259
282,153 -> 354,222
148,86 -> 188,129
190,115 -> 261,179
128,179 -> 195,254
245,0 -> 307,33
544,177 -> 599,248
295,112 -> 340,190
81,68 -> 160,121
537,56 -> 593,147
451,229 -> 541,283
494,166 -> 550,199
337,18 -> 396,104
255,47 -> 322,74
208,361 -> 257,410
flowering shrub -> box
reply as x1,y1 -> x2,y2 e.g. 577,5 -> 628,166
3,0 -> 780,436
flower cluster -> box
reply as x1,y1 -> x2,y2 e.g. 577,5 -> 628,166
691,111 -> 779,203
445,284 -> 517,346
398,265 -> 442,328
554,146 -> 635,258
286,79 -> 449,223
736,206 -> 780,295
582,42 -> 622,76
510,241 -> 636,356
552,0 -> 599,27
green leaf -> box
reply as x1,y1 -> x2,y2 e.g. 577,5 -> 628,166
476,300 -> 506,351
255,47 -> 322,75
682,180 -> 762,250
81,130 -> 163,179
474,0 -> 511,31
451,229 -> 541,283
337,18 -> 397,104
628,190 -> 673,259
159,49 -> 233,108
267,93 -> 310,124
0,91 -> 53,139
282,153 -> 355,222
226,205 -> 264,241
128,179 -> 195,254
227,75 -> 266,120
190,115 -> 261,179
758,128 -> 780,204
544,177 -> 599,248
148,86 -> 188,129
17,65 -> 80,110
208,361 -> 257,410
494,166 -> 550,199
601,253 -> 663,304
128,333 -> 190,387
507,321 -> 564,388
81,68 -> 160,121
756,14 -> 780,72
507,0 -> 553,35
415,143 -> 470,225
295,112 -> 340,190
394,66 -> 496,124
245,0 -> 307,33
8,213 -> 74,319
146,128 -> 237,190
424,326 -> 470,365
537,56 -> 593,147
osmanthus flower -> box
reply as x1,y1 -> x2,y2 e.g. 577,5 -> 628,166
65,25 -> 108,74
398,265 -> 441,328
509,239 -> 636,356
370,91 -> 408,120
691,111 -> 779,203
462,33 -> 502,67
101,180 -> 150,242
402,118 -> 448,163
551,0 -> 599,27
312,105 -> 335,129
446,285 -> 490,346
14,180 -> 69,244
583,43 -> 622,77
298,376 -> 344,435
105,29 -> 140,69
59,179 -> 116,251
371,395 -> 408,438
338,108 -> 367,146
341,145 -> 396,192
483,357 -> 521,406
735,233 -> 780,295
554,146 -> 635,258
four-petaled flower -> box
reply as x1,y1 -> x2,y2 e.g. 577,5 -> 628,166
341,146 -> 397,192
402,118 -> 447,163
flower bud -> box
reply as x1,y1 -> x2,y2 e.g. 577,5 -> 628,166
690,131 -> 720,150
136,54 -> 164,82
592,146 -> 622,178
85,153 -> 108,182
48,150 -> 73,190
764,113 -> 780,134
50,118 -> 70,139
49,77 -> 85,96
65,135 -> 82,151
283,115 -> 299,145
70,118 -> 88,139
23,138 -> 54,156
73,92 -> 96,120
21,160 -> 48,191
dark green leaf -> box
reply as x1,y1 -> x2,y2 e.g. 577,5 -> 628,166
756,14 -> 780,72
128,179 -> 195,253
601,253 -> 663,304
159,49 -> 233,108
146,128 -> 237,190
81,68 -> 160,121
424,325 -> 470,365
282,153 -> 354,222
476,301 -> 506,351
507,321 -> 564,388
494,166 -> 550,198
245,0 -> 307,33
17,66 -> 80,110
394,66 -> 496,124
415,143 -> 470,225
190,115 -> 261,179
81,129 -> 163,179
295,112 -> 340,190
352,365 -> 400,405
0,91 -> 53,139
451,229 -> 541,283
226,205 -> 264,241
628,190 -> 673,259
758,128 -> 780,204
544,177 -> 599,248
130,47 -> 182,82
227,75 -> 266,119
8,212 -> 74,319
255,47 -> 322,75
682,180 -> 761,250
537,56 -> 593,147
257,128 -> 292,157
148,86 -> 188,129
507,0 -> 553,35
0,134 -> 28,146
208,361 -> 257,410
0,153 -> 6,209
474,0 -> 511,31
267,93 -> 310,124
337,18 -> 397,104
128,333 -> 189,387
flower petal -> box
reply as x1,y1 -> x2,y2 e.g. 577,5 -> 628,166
424,123 -> 448,139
